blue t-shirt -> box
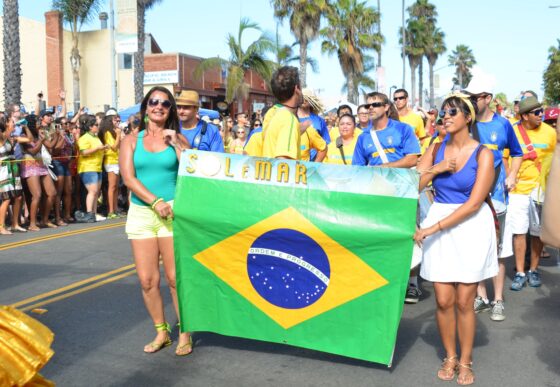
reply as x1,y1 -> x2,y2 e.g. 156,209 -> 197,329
477,113 -> 523,207
180,120 -> 224,152
352,119 -> 421,166
299,113 -> 330,161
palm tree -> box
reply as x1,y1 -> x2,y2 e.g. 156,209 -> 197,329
425,28 -> 445,107
407,0 -> 437,107
134,0 -> 163,104
399,18 -> 424,105
52,0 -> 102,112
273,26 -> 319,73
341,55 -> 376,101
2,0 -> 21,110
321,0 -> 383,104
271,0 -> 328,88
194,18 -> 273,112
448,44 -> 476,89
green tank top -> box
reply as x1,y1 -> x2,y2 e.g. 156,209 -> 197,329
131,131 -> 179,206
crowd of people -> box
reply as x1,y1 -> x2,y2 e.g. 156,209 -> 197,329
2,65 -> 559,385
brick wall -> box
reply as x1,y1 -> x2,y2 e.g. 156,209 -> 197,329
45,11 -> 63,106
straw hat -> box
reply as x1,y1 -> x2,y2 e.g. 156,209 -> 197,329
302,88 -> 324,114
176,90 -> 199,107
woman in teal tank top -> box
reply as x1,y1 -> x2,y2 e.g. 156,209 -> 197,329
120,86 -> 192,356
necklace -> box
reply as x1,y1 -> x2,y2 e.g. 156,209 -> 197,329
281,103 -> 298,110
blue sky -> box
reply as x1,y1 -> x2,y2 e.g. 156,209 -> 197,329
3,0 -> 559,107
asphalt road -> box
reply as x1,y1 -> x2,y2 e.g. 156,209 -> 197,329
1,221 -> 559,387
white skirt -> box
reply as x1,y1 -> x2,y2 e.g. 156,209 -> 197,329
420,202 -> 498,283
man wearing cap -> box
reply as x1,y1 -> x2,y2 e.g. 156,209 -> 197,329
508,96 -> 557,291
297,89 -> 329,162
176,90 -> 224,153
463,83 -> 523,321
393,88 -> 427,141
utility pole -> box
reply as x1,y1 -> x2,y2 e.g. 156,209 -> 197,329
110,0 -> 117,109
401,0 -> 406,89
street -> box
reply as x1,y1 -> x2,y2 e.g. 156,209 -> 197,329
1,220 -> 559,387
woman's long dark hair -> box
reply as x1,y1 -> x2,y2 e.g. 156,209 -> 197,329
99,116 -> 116,144
79,114 -> 98,136
139,86 -> 179,133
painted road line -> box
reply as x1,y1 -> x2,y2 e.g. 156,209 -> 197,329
0,221 -> 126,251
20,268 -> 137,312
11,263 -> 136,308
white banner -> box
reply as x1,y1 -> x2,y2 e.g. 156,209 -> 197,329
144,70 -> 179,85
116,0 -> 137,54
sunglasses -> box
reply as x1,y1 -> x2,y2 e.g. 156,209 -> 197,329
238,131 -> 246,134
439,108 -> 459,118
529,108 -> 543,116
147,98 -> 172,109
393,96 -> 407,101
365,102 -> 385,109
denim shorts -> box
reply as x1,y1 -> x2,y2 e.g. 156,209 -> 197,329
52,160 -> 71,177
80,171 -> 102,185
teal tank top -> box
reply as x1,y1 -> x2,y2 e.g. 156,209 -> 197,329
131,131 -> 179,206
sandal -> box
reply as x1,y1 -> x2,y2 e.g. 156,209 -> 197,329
144,322 -> 172,354
56,220 -> 68,226
175,334 -> 193,356
437,356 -> 458,381
0,227 -> 13,235
12,226 -> 27,233
27,225 -> 40,232
457,362 -> 474,385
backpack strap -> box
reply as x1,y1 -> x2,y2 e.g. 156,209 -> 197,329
336,136 -> 347,165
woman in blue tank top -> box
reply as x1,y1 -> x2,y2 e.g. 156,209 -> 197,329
120,86 -> 192,356
414,93 -> 497,385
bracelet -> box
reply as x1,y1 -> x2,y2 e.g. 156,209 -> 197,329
150,198 -> 163,209
437,221 -> 443,231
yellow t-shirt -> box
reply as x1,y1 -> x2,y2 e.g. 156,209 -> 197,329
511,121 -> 557,195
300,126 -> 327,161
420,136 -> 443,155
262,105 -> 301,159
400,111 -> 426,140
103,131 -> 119,165
244,130 -> 263,157
324,132 -> 359,165
229,139 -> 245,155
78,133 -> 104,173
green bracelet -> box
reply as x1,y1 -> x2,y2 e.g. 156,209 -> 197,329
150,198 -> 163,209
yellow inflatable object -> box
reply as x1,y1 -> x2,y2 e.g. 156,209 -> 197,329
0,305 -> 55,386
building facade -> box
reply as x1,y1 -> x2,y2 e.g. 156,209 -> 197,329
0,11 -> 273,116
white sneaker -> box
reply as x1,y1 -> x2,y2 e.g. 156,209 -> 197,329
490,300 -> 505,321
95,214 -> 106,221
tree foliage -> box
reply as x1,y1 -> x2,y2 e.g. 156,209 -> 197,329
448,44 -> 476,89
321,0 -> 383,104
271,0 -> 328,87
543,39 -> 560,104
194,18 -> 274,111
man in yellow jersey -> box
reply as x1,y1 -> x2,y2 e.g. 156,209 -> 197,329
393,88 -> 427,141
260,66 -> 309,160
508,96 -> 557,291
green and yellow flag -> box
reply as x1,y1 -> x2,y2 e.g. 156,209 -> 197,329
174,151 -> 418,365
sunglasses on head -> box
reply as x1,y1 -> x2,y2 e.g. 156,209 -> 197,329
365,102 -> 385,109
529,108 -> 543,116
393,96 -> 406,101
147,98 -> 172,109
439,107 -> 459,118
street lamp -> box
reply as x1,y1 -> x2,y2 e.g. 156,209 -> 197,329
389,85 -> 398,100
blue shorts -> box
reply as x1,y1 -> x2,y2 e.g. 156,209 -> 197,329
80,172 -> 102,185
52,160 -> 71,177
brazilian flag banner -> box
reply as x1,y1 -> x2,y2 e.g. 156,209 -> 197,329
174,150 -> 418,365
